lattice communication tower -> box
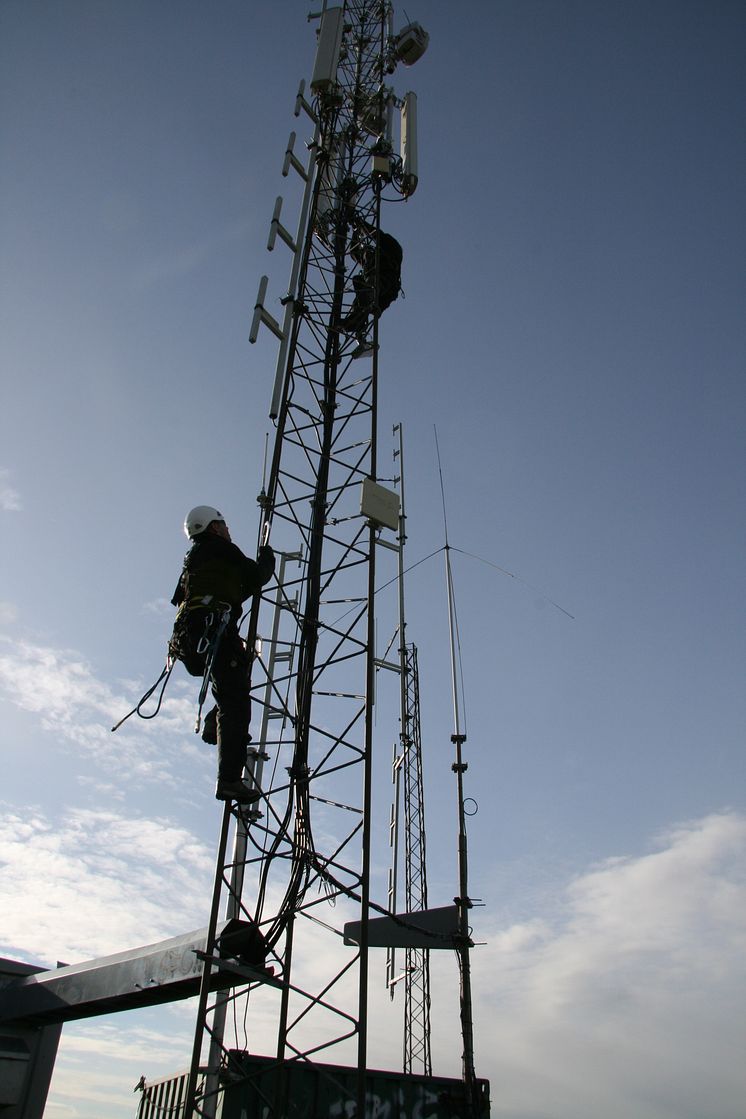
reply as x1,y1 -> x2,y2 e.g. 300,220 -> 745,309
182,5 -> 432,1117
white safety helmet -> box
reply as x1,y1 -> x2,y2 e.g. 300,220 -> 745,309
184,505 -> 226,540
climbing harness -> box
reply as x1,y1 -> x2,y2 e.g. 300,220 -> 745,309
112,604 -> 232,735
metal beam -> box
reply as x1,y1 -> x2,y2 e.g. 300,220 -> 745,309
0,919 -> 269,1026
343,905 -> 462,950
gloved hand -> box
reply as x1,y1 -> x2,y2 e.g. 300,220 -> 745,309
258,543 -> 276,578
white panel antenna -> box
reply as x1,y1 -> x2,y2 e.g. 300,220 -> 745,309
401,91 -> 418,196
310,7 -> 345,93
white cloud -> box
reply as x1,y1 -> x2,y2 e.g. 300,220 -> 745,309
46,1013 -> 195,1119
141,596 -> 172,616
0,635 -> 202,784
2,802 -> 742,1119
0,800 -> 263,1117
0,468 -> 21,511
464,812 -> 746,1119
0,807 -> 212,963
0,601 -> 18,625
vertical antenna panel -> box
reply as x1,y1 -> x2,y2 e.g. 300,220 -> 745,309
310,7 -> 345,93
401,91 -> 418,196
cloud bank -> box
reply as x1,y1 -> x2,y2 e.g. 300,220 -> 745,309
1,635 -> 742,1118
0,602 -> 18,625
0,808 -> 212,962
46,1014 -> 195,1119
0,468 -> 22,511
0,635 -> 200,784
4,806 -> 740,1119
465,812 -> 746,1119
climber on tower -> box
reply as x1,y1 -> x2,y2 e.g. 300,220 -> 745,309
169,505 -> 275,805
339,216 -> 402,355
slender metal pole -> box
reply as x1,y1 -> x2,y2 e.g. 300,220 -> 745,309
387,744 -> 402,997
395,424 -> 408,703
444,547 -> 478,1113
436,424 -> 478,1115
184,804 -> 233,1119
269,113 -> 320,420
387,422 -> 408,997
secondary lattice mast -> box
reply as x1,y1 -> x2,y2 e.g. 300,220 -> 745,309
386,423 -> 432,1075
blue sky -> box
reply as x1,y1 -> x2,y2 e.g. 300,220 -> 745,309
1,2 -> 745,1117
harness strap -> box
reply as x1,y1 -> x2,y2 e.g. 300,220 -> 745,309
195,606 -> 232,733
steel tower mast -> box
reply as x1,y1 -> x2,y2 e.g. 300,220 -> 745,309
401,645 -> 432,1074
184,6 -> 426,1117
387,424 -> 432,1075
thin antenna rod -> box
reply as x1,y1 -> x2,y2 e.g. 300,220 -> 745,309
434,427 -> 462,737
434,425 -> 450,547
433,429 -> 477,1112
261,431 -> 270,492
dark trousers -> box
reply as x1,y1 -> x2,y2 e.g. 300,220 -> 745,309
341,269 -> 399,334
211,627 -> 251,782
177,611 -> 251,782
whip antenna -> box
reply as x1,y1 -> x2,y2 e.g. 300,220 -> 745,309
433,427 -> 477,1110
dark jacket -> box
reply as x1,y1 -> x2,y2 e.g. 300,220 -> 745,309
171,535 -> 275,621
354,232 -> 402,311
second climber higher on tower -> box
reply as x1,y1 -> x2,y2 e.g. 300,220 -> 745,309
340,215 -> 403,357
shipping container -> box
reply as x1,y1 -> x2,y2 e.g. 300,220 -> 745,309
220,1052 -> 490,1119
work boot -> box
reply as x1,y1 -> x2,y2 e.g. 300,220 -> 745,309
215,778 -> 261,805
339,306 -> 368,334
350,340 -> 376,359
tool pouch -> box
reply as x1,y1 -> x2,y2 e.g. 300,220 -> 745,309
169,607 -> 208,677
